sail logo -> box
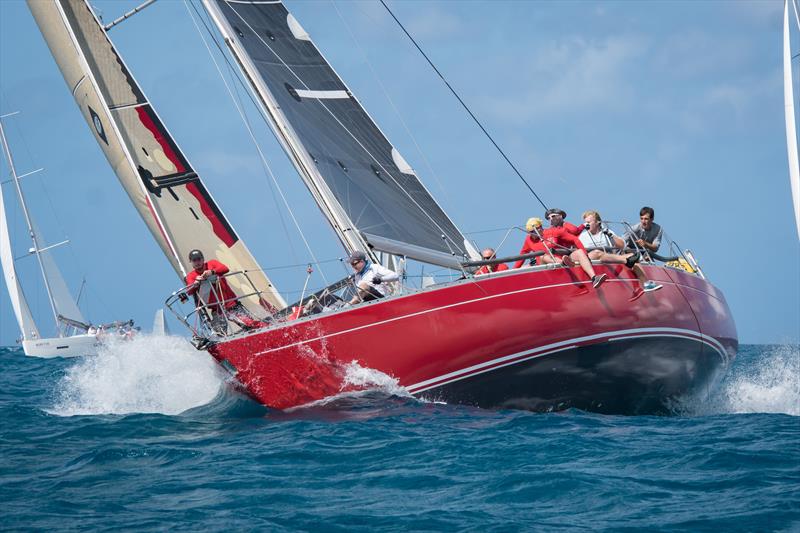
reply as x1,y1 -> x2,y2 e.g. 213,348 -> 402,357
88,106 -> 108,146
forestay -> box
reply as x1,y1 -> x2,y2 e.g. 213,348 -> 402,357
28,0 -> 286,312
203,0 -> 477,269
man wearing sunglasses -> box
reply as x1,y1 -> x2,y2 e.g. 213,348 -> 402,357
475,248 -> 509,275
542,208 -> 607,289
347,250 -> 400,305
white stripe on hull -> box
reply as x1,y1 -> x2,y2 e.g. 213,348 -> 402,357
405,328 -> 729,394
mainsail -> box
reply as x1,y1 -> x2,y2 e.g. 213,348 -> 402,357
783,0 -> 800,241
28,0 -> 286,311
0,175 -> 40,341
202,0 -> 478,269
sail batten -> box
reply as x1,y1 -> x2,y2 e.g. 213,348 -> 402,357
29,0 -> 286,311
203,0 -> 476,267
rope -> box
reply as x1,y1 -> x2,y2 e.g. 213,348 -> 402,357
223,3 -> 466,253
379,0 -> 547,211
332,0 -> 457,217
185,0 -> 329,285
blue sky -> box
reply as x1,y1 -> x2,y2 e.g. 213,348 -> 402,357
0,0 -> 797,345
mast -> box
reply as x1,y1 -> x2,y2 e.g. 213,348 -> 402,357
0,118 -> 60,332
784,0 -> 800,240
202,0 -> 371,258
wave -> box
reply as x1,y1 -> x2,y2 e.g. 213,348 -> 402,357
687,344 -> 800,416
48,334 -> 224,417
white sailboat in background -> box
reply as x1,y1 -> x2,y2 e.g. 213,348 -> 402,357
0,113 -> 135,357
783,0 -> 800,241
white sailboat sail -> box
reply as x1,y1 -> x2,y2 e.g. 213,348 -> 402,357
202,0 -> 478,269
32,224 -> 86,326
0,178 -> 40,341
784,0 -> 800,240
28,0 -> 286,313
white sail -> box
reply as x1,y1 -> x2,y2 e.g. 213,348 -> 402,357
32,224 -> 85,326
0,182 -> 40,341
783,0 -> 800,240
152,308 -> 169,336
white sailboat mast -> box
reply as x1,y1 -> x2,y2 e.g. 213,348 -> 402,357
0,118 -> 61,332
201,0 -> 372,258
783,0 -> 800,240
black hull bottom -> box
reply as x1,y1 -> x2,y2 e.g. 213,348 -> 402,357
419,337 -> 729,415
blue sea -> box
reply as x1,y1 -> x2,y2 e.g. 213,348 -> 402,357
1,339 -> 798,532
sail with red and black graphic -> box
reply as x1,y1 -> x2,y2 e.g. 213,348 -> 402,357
27,0 -> 285,312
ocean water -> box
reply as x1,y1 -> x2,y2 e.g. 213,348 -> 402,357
0,339 -> 798,532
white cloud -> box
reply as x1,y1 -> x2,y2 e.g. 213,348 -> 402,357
483,34 -> 647,122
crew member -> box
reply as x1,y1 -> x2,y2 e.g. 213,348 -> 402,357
475,248 -> 509,275
543,208 -> 607,288
185,249 -> 262,332
625,206 -> 663,253
581,210 -> 661,296
513,218 -> 552,268
348,251 -> 400,305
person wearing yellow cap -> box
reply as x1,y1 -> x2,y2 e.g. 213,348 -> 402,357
513,217 -> 551,268
516,216 -> 607,288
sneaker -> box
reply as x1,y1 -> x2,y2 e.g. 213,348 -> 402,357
591,273 -> 607,288
643,280 -> 662,293
625,252 -> 641,268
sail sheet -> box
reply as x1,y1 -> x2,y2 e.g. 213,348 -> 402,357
0,183 -> 40,341
28,0 -> 286,312
204,0 -> 475,268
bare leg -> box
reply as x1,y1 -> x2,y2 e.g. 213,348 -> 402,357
570,249 -> 596,279
631,264 -> 648,286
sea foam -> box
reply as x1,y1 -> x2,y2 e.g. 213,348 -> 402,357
49,334 -> 223,416
697,344 -> 800,416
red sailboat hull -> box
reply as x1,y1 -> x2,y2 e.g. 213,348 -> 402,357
207,264 -> 737,414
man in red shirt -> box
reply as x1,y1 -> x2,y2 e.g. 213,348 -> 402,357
514,218 -> 553,268
544,208 -> 583,236
184,249 -> 263,333
475,248 -> 509,275
542,209 -> 607,288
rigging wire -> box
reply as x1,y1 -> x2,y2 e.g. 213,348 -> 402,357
378,0 -> 547,211
331,0 -> 456,217
223,3 -> 467,253
185,0 -> 330,285
185,0 -> 297,265
4,113 -> 116,322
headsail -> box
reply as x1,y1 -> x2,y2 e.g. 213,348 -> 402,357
203,0 -> 478,269
783,0 -> 800,240
32,224 -> 85,326
28,0 -> 286,311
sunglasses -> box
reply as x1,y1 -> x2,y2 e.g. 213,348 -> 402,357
482,256 -> 495,260
350,260 -> 363,266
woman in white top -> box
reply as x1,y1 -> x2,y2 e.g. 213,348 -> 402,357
580,210 -> 662,296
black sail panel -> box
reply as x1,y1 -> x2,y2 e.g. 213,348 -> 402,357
211,0 -> 472,263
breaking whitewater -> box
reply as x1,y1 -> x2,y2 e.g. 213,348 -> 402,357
1,339 -> 797,530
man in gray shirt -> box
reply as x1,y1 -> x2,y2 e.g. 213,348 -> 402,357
625,206 -> 663,253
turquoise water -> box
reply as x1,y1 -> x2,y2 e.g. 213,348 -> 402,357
1,340 -> 798,531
